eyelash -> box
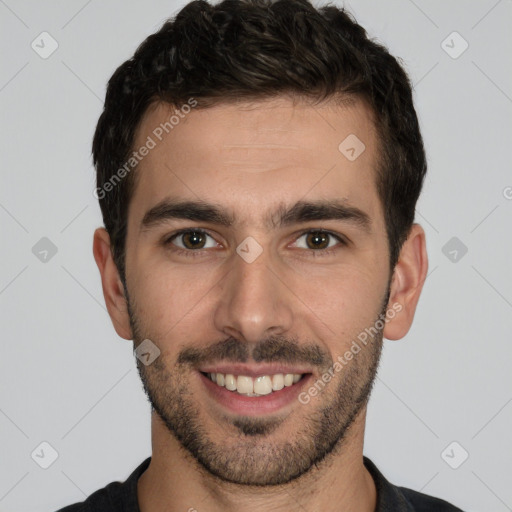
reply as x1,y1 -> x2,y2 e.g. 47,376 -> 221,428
162,228 -> 347,259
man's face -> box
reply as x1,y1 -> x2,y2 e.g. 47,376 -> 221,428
123,97 -> 392,485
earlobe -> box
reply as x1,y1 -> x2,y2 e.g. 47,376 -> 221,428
92,227 -> 133,340
383,223 -> 428,341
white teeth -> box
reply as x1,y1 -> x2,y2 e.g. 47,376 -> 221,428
253,375 -> 273,395
206,372 -> 304,396
225,374 -> 237,391
272,373 -> 284,391
236,375 -> 254,394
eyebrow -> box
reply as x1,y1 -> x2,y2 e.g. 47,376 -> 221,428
140,197 -> 372,233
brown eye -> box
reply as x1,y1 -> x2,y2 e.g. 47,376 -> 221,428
294,229 -> 347,256
167,230 -> 218,251
181,231 -> 207,249
305,231 -> 330,250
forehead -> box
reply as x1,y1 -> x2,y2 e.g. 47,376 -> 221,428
129,96 -> 382,230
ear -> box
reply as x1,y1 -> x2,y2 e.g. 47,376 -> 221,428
93,227 -> 133,340
383,223 -> 428,341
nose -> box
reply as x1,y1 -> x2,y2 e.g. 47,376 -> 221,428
213,243 -> 294,345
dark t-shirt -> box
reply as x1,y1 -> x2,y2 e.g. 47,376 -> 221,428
55,456 -> 464,511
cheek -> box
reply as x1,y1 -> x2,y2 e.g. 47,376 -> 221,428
292,264 -> 385,345
129,260 -> 225,343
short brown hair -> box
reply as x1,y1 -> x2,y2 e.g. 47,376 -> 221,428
92,0 -> 427,285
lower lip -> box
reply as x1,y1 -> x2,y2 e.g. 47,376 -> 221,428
199,372 -> 312,416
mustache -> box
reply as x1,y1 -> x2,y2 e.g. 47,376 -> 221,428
177,335 -> 332,370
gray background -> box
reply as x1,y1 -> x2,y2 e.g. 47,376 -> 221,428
0,1 -> 511,511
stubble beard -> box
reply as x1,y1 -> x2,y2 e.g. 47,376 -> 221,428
127,288 -> 388,486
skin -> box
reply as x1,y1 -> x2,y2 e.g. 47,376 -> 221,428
93,96 -> 428,512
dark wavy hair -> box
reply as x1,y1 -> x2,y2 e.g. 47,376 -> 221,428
92,0 -> 426,286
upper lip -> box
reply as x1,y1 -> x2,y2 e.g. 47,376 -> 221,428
198,363 -> 312,378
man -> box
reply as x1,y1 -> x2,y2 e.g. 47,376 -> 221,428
57,0 -> 463,510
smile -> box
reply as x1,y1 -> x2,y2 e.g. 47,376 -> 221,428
202,372 -> 305,396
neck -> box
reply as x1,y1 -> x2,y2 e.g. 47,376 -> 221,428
138,406 -> 377,512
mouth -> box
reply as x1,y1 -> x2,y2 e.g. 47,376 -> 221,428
198,367 -> 313,416
201,371 -> 305,396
